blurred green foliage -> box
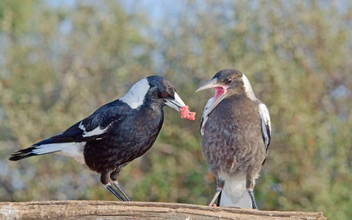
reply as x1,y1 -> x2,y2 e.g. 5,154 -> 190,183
0,0 -> 351,219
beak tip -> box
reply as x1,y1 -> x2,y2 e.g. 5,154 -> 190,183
195,78 -> 218,92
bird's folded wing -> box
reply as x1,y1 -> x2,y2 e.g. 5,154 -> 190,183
37,101 -> 128,145
259,103 -> 271,149
200,97 -> 214,136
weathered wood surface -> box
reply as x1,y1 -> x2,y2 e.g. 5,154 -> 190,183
0,200 -> 326,220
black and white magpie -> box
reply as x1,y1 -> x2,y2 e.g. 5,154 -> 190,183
196,69 -> 271,209
9,75 -> 192,201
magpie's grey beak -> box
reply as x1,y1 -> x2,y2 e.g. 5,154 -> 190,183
195,78 -> 219,92
165,92 -> 186,112
196,77 -> 229,118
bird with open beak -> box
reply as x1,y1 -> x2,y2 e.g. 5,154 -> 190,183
9,75 -> 195,201
196,69 -> 271,209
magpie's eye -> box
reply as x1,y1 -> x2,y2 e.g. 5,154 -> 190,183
224,78 -> 232,84
161,92 -> 168,98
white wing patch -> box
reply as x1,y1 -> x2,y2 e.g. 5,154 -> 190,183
79,122 -> 111,138
259,103 -> 271,147
120,78 -> 150,109
200,97 -> 213,136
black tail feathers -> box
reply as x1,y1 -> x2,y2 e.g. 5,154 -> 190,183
9,146 -> 38,161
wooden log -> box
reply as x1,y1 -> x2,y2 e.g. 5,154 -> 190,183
0,201 -> 326,220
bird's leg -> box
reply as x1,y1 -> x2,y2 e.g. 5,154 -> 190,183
110,169 -> 132,201
209,178 -> 225,206
248,189 -> 258,209
209,190 -> 221,206
246,178 -> 258,209
216,189 -> 222,207
112,182 -> 132,201
101,171 -> 125,201
104,183 -> 125,201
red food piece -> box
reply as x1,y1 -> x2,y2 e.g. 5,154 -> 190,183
180,105 -> 196,121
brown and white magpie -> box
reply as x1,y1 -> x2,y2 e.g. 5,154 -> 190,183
9,75 -> 191,201
196,69 -> 271,209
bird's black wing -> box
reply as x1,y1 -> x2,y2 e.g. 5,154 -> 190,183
35,100 -> 129,145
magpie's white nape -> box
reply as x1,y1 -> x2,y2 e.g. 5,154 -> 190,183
9,75 -> 195,201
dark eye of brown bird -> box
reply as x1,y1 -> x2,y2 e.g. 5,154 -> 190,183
224,78 -> 232,84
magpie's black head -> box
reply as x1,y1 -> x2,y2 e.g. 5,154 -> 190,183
146,76 -> 186,111
120,75 -> 186,112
